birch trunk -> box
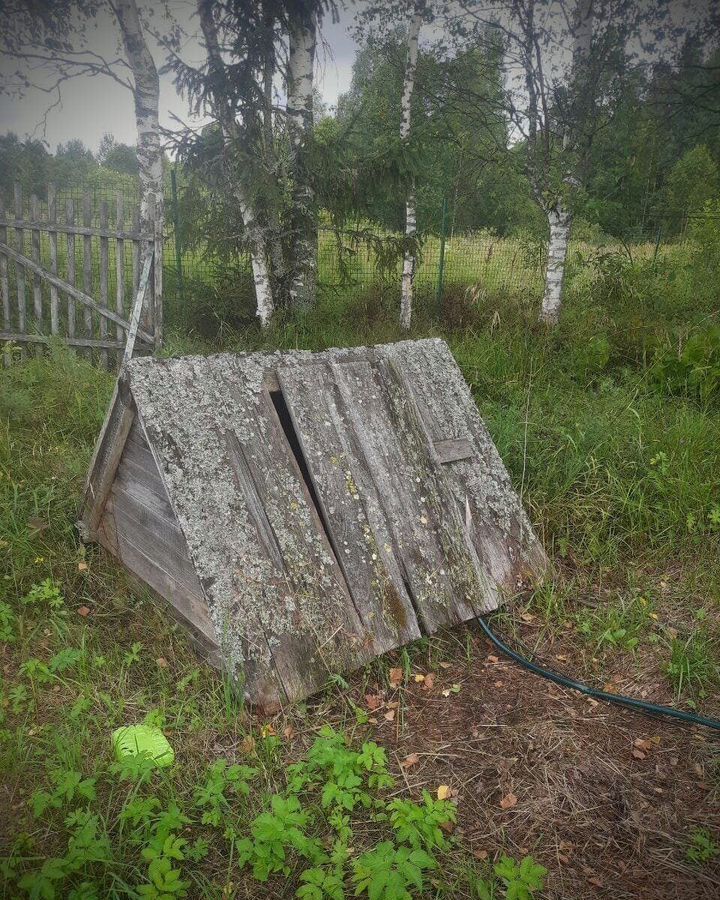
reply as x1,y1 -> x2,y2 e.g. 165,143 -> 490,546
537,0 -> 593,326
539,205 -> 572,325
287,5 -> 318,310
399,8 -> 422,331
113,0 -> 164,345
198,0 -> 275,325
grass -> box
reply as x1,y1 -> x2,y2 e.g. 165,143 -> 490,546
2,233 -> 720,897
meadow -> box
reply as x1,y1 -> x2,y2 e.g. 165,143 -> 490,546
1,227 -> 720,898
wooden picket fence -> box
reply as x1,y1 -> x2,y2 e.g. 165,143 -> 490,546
0,182 -> 162,368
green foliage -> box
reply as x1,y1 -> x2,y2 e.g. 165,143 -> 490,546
351,842 -> 437,900
387,791 -> 456,851
666,632 -> 718,702
576,594 -> 658,653
236,794 -> 324,881
18,810 -> 112,900
653,326 -> 720,404
686,828 -> 719,865
194,759 -> 256,826
31,769 -> 96,817
287,726 -> 394,813
22,579 -> 64,610
493,856 -> 548,900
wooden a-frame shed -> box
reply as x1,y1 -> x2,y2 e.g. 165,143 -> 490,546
80,339 -> 546,710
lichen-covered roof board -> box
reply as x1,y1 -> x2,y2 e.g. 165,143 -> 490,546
80,338 -> 546,710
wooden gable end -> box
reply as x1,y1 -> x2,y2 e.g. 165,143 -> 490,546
95,417 -> 220,662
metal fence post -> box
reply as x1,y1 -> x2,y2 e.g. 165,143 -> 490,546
171,165 -> 184,306
436,196 -> 448,308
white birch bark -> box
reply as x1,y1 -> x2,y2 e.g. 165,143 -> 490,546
112,0 -> 164,344
198,0 -> 275,325
287,6 -> 318,309
539,205 -> 572,324
400,7 -> 422,331
538,0 -> 593,325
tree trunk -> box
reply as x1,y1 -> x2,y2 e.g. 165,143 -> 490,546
287,4 -> 318,310
198,0 -> 275,326
539,204 -> 572,325
113,0 -> 164,345
399,8 -> 422,331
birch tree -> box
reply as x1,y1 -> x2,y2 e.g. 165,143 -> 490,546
1,0 -> 165,338
166,0 -> 331,324
287,2 -> 319,309
400,4 -> 423,330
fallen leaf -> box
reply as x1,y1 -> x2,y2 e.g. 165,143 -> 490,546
520,611 -> 536,623
437,784 -> 451,800
240,736 -> 256,754
414,673 -> 425,683
559,854 -> 571,865
442,689 -> 451,697
633,738 -> 653,752
401,753 -> 420,769
156,657 -> 168,668
494,680 -> 504,689
632,748 -> 646,760
499,792 -> 518,810
422,673 -> 436,691
439,661 -> 451,670
365,694 -> 382,710
261,724 -> 276,738
588,876 -> 604,888
77,606 -> 90,618
389,667 -> 403,688
77,561 -> 88,572
439,820 -> 455,835
473,849 -> 489,861
487,655 -> 500,664
283,725 -> 295,740
384,709 -> 395,722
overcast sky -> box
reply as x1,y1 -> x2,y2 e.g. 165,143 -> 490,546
0,1 -> 359,155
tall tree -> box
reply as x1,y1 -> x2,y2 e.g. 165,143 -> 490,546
167,0 -> 332,324
399,3 -> 423,330
1,0 -> 165,338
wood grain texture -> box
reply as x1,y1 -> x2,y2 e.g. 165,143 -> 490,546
330,358 -> 490,631
379,339 -> 547,595
278,362 -> 421,651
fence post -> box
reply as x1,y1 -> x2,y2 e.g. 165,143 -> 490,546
436,196 -> 448,309
171,165 -> 184,307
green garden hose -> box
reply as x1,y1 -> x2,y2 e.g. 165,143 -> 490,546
478,616 -> 720,732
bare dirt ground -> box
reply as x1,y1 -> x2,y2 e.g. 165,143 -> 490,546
242,616 -> 720,900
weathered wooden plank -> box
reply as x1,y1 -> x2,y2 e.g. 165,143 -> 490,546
107,489 -> 199,586
330,358 -> 490,631
127,355 -> 374,708
30,195 -> 43,336
133,402 -> 287,710
13,185 -> 26,357
123,249 -> 153,362
278,363 -> 421,652
223,379 -> 374,703
114,464 -> 176,522
65,199 -> 76,338
48,184 -> 59,335
0,219 -> 145,240
0,242 -> 152,343
115,195 -> 125,351
0,198 -> 9,364
99,200 -> 109,368
97,501 -> 218,647
0,331 -> 133,351
80,376 -> 136,537
379,339 -> 547,592
434,437 -> 474,464
82,193 -> 94,345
